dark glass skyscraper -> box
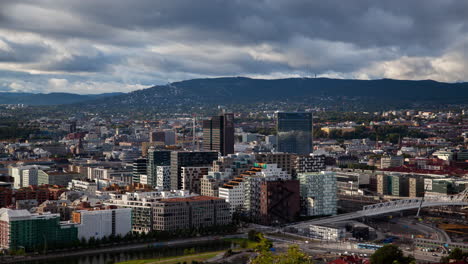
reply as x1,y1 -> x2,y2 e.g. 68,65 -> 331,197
147,150 -> 171,187
170,151 -> 219,190
202,113 -> 234,156
276,112 -> 313,154
132,158 -> 147,183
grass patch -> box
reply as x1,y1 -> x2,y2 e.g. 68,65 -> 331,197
117,250 -> 224,264
224,238 -> 259,249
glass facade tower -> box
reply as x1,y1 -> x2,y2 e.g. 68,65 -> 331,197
276,112 -> 313,154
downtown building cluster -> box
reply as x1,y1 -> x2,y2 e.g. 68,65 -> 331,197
2,107 -> 466,253
0,112 -> 338,252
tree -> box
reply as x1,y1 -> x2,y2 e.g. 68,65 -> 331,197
370,245 -> 415,264
239,239 -> 249,248
80,237 -> 87,247
440,248 -> 468,263
277,245 -> 313,263
254,233 -> 272,252
252,245 -> 313,264
248,230 -> 260,242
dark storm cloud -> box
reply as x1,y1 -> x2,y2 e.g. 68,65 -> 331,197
0,37 -> 51,63
6,1 -> 463,50
0,0 -> 467,93
40,53 -> 119,73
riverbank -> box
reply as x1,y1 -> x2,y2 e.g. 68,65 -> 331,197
117,250 -> 225,264
2,235 -> 242,264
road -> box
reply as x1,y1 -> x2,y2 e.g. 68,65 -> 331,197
397,218 -> 451,242
266,233 -> 444,263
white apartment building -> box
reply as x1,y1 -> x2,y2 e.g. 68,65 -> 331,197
73,208 -> 131,240
104,190 -> 192,233
218,181 -> 244,214
10,165 -> 50,188
218,163 -> 290,218
68,179 -> 98,193
432,150 -> 453,161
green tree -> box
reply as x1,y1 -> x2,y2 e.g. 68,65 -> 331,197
440,248 -> 468,263
248,230 -> 260,241
370,245 -> 415,264
239,239 -> 249,248
276,245 -> 313,263
254,233 -> 272,252
252,245 -> 313,264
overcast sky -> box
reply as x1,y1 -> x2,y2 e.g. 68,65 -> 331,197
0,0 -> 467,94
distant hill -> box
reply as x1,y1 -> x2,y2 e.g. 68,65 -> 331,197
4,77 -> 468,110
78,77 -> 468,112
0,92 -> 123,105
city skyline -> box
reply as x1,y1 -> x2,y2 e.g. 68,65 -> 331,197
0,1 -> 467,263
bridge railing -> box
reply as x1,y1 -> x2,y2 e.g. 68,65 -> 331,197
362,190 -> 468,212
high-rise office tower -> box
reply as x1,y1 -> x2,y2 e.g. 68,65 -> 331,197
170,151 -> 218,190
132,158 -> 147,184
147,150 -> 171,187
276,112 -> 313,154
202,113 -> 234,156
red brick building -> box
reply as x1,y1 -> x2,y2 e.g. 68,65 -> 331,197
259,180 -> 300,225
0,188 -> 13,208
0,185 -> 67,208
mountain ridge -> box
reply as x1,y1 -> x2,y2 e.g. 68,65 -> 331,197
0,92 -> 124,105
2,77 -> 468,109
72,77 -> 468,113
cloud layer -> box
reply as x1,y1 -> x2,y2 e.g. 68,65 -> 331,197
0,0 -> 467,94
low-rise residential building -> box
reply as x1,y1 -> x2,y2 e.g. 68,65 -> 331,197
37,200 -> 74,221
38,170 -> 83,186
309,224 -> 346,241
152,196 -> 231,231
254,153 -> 294,176
105,190 -> 192,233
68,179 -> 98,193
380,156 -> 404,169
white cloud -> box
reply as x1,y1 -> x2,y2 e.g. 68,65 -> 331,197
0,1 -> 467,94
